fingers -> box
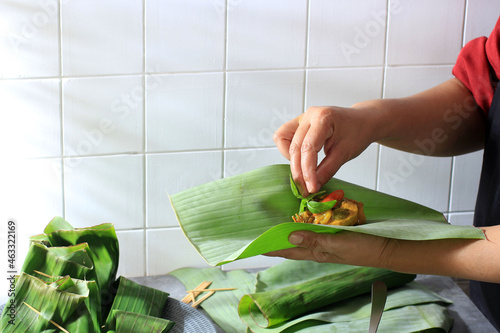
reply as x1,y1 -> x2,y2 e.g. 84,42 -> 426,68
273,115 -> 301,161
286,108 -> 337,195
265,231 -> 343,263
266,230 -> 395,269
299,111 -> 336,194
274,107 -> 355,196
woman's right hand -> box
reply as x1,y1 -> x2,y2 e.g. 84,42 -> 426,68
273,105 -> 379,196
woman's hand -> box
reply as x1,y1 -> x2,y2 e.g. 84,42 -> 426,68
273,106 -> 378,196
273,79 -> 485,197
265,230 -> 396,269
266,227 -> 500,284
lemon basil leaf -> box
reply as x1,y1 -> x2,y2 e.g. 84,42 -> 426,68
289,173 -> 302,199
307,200 -> 337,214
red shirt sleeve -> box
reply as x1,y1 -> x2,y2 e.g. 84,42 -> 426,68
453,16 -> 500,115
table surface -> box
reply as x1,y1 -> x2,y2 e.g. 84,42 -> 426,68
130,273 -> 499,333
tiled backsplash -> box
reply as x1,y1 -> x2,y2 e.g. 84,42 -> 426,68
1,0 -> 499,301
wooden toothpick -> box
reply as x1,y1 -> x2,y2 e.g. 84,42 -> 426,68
23,302 -> 70,333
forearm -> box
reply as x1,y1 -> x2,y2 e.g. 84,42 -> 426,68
353,78 -> 486,156
385,226 -> 500,283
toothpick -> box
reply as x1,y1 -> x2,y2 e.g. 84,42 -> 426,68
191,291 -> 215,308
23,302 -> 70,333
181,281 -> 212,304
33,270 -> 52,278
186,287 -> 237,293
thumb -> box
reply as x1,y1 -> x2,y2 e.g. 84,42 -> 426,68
289,230 -> 333,249
288,230 -> 339,263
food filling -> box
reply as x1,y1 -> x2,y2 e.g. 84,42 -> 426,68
292,190 -> 366,226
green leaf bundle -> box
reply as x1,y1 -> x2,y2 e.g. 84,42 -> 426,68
0,217 -> 174,333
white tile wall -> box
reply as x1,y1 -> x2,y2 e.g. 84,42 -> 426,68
224,147 -> 287,177
1,0 -> 499,300
464,0 -> 500,43
226,0 -> 308,70
146,151 -> 222,228
378,147 -> 453,212
225,70 -> 304,148
305,68 -> 384,107
450,151 -> 483,212
63,76 -> 144,156
448,212 -> 475,226
61,0 -> 143,76
386,0 -> 465,65
307,0 -> 387,67
116,230 -> 145,277
147,228 -> 208,276
384,66 -> 455,98
146,73 -> 224,152
64,155 -> 144,229
0,79 -> 61,158
145,0 -> 225,72
0,0 -> 60,78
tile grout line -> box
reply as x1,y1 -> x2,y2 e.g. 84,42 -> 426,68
142,0 -> 148,277
461,0 -> 468,47
59,0 -> 67,219
447,157 -> 456,217
302,0 -> 311,113
221,0 -> 229,179
376,0 -> 391,191
0,64 -> 459,82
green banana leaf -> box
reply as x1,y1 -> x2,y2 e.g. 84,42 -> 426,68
170,260 -> 454,333
169,267 -> 257,333
170,164 -> 485,266
21,242 -> 94,283
45,219 -> 119,305
64,279 -> 102,333
239,265 -> 415,328
104,276 -> 171,332
0,273 -> 90,332
113,310 -> 175,333
247,284 -> 452,333
1,217 -> 175,333
280,303 -> 452,333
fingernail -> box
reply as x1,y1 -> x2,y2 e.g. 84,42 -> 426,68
289,233 -> 304,245
305,181 -> 313,194
305,181 -> 318,194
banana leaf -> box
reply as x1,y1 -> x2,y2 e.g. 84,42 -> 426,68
64,279 -> 102,333
113,310 -> 175,333
169,267 -> 257,333
170,260 -> 454,333
170,164 -> 485,266
104,276 -> 171,332
279,303 -> 452,333
238,265 -> 415,328
45,218 -> 119,313
2,217 -> 177,333
0,273 -> 90,332
21,242 -> 94,283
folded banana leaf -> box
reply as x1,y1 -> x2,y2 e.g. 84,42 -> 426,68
21,242 -> 94,283
104,276 -> 172,331
239,263 -> 415,328
1,217 -> 174,333
113,310 -> 175,332
0,273 -> 91,332
170,164 -> 485,266
44,219 -> 120,304
170,260 -> 453,333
